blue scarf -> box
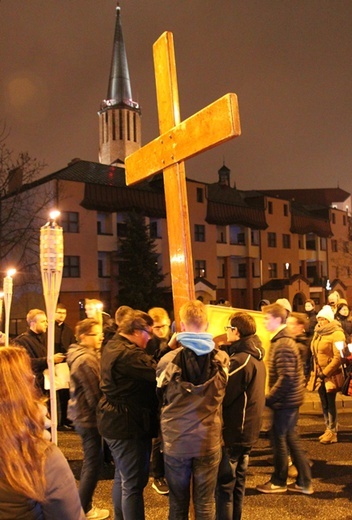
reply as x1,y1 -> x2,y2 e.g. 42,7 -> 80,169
176,332 -> 214,355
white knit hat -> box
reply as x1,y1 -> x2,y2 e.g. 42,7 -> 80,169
276,298 -> 292,313
316,305 -> 335,322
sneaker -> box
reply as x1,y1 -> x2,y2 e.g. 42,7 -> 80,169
152,477 -> 169,495
320,430 -> 337,444
287,482 -> 314,495
288,464 -> 298,479
86,506 -> 110,519
319,429 -> 328,441
256,481 -> 287,494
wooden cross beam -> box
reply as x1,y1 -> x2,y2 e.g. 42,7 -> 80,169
125,31 -> 241,327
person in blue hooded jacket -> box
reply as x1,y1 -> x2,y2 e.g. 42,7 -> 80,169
156,300 -> 229,520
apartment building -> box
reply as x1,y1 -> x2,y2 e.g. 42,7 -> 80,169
3,5 -> 352,329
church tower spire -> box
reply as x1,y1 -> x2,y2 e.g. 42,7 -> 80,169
98,3 -> 141,166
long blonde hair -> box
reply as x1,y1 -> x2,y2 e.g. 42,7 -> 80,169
0,346 -> 49,501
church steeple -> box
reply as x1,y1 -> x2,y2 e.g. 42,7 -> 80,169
98,3 -> 141,166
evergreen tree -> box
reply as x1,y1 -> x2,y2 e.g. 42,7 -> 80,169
116,211 -> 168,311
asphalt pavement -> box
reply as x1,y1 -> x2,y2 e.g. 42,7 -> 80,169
59,394 -> 352,520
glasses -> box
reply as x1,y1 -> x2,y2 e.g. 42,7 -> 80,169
137,328 -> 153,338
224,326 -> 236,332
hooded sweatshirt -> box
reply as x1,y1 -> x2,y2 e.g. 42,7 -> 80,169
157,333 -> 229,458
67,343 -> 102,428
222,334 -> 266,447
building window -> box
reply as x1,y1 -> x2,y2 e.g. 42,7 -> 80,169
268,262 -> 277,278
331,239 -> 338,252
97,212 -> 112,235
238,263 -> 247,278
217,258 -> 225,278
283,263 -> 291,278
196,187 -> 204,203
119,110 -> 123,140
306,233 -> 317,251
268,201 -> 273,214
252,259 -> 260,278
229,224 -> 245,245
343,214 -> 347,226
149,219 -> 161,239
63,256 -> 80,278
61,211 -> 79,233
307,264 -> 318,282
320,237 -> 327,251
268,232 -> 277,247
251,229 -> 259,245
298,235 -> 305,249
117,222 -> 128,237
283,204 -> 288,216
331,213 -> 336,224
216,226 -> 227,243
195,260 -> 206,278
343,241 -> 349,253
98,252 -> 110,278
112,110 -> 116,140
282,234 -> 291,249
195,224 -> 205,242
127,111 -> 131,140
133,112 -> 137,142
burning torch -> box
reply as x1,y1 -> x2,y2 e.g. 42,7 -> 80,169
40,210 -> 63,445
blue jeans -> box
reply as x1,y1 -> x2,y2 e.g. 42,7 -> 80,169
151,434 -> 165,479
318,382 -> 337,430
75,426 -> 103,513
106,437 -> 151,520
164,449 -> 221,520
216,445 -> 251,520
271,408 -> 312,488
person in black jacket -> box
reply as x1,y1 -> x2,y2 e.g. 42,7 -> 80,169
304,299 -> 317,342
256,303 -> 313,496
55,303 -> 75,429
146,307 -> 172,496
97,309 -> 158,520
216,311 -> 266,520
286,312 -> 311,383
15,309 -> 65,393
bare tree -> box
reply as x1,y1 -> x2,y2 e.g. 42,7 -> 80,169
0,124 -> 54,285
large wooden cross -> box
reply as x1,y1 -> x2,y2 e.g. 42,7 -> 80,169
125,32 -> 241,327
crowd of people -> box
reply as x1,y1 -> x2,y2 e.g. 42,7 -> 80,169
0,291 -> 351,519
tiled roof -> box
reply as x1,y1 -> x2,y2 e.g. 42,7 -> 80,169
81,183 -> 166,217
18,160 -> 128,191
206,183 -> 268,229
290,203 -> 332,237
260,187 -> 350,206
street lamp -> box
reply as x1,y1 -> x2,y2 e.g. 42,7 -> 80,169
40,210 -> 64,445
3,268 -> 16,347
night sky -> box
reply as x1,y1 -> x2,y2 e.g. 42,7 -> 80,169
1,0 -> 352,191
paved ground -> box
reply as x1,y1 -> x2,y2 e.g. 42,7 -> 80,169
59,394 -> 352,520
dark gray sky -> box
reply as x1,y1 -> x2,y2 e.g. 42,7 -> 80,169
1,0 -> 352,190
